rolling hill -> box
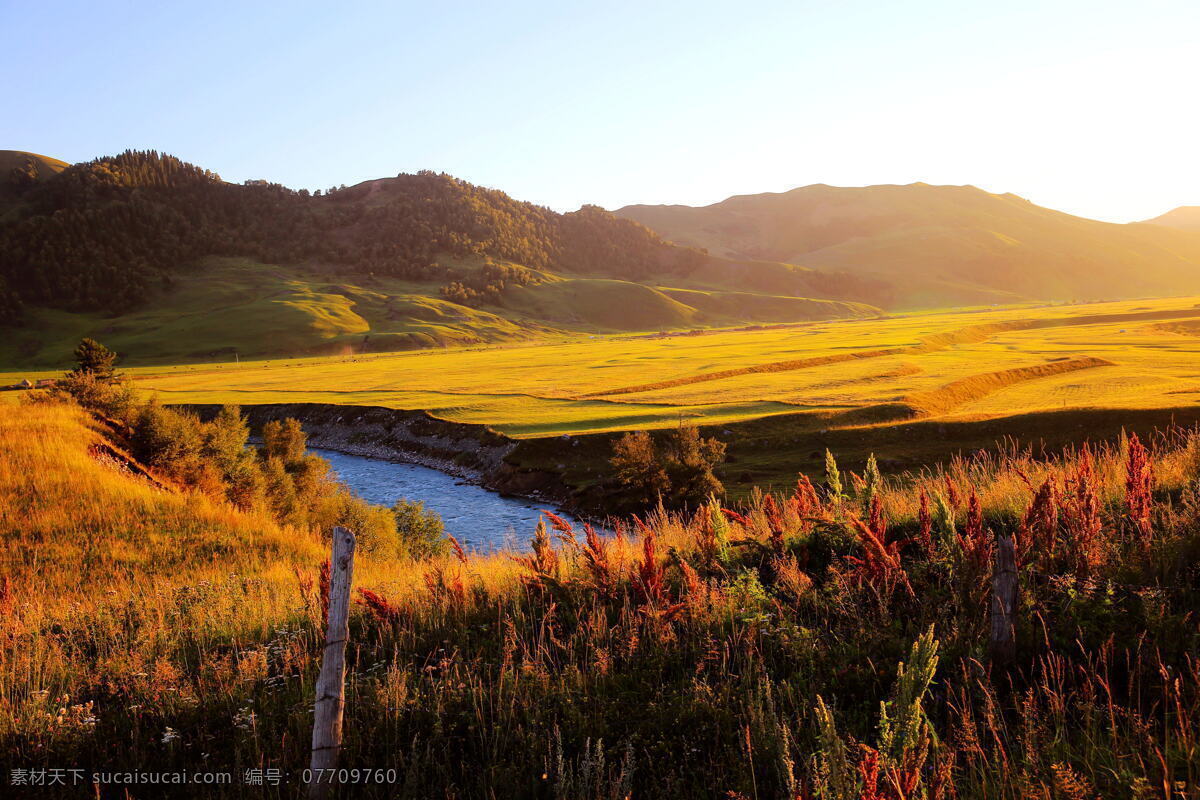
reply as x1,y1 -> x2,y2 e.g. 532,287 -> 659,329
0,150 -> 67,192
617,183 -> 1200,307
1143,206 -> 1200,231
0,150 -> 882,366
8,150 -> 1200,367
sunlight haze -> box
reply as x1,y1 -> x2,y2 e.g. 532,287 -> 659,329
3,0 -> 1197,221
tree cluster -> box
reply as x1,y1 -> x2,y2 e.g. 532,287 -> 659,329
437,261 -> 541,307
0,151 -> 708,320
610,423 -> 727,508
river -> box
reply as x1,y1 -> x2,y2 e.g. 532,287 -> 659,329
314,448 -> 582,552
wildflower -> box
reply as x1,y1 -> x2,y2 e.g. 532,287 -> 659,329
867,493 -> 885,538
917,489 -> 933,552
958,489 -> 991,571
447,534 -> 468,564
541,511 -> 577,547
762,494 -> 785,556
233,705 -> 257,731
864,452 -> 882,510
791,473 -> 822,519
1021,476 -> 1059,563
514,517 -> 559,590
633,527 -> 684,620
357,588 -> 403,624
1065,444 -> 1103,576
846,514 -> 913,598
633,528 -> 665,607
721,507 -> 751,526
706,495 -> 731,563
579,524 -> 615,597
1125,432 -> 1154,547
944,474 -> 961,509
825,449 -> 843,511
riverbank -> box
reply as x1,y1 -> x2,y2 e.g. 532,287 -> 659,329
311,447 -> 587,550
185,402 -> 582,511
188,401 -> 1200,520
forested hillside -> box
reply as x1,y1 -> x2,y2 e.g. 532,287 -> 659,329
0,151 -> 886,362
0,150 -> 706,316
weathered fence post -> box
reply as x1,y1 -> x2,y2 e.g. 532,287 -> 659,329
990,533 -> 1017,664
309,526 -> 356,799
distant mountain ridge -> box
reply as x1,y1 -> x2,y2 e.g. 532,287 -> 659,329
617,183 -> 1200,306
1143,206 -> 1200,232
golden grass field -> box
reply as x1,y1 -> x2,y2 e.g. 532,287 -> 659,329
6,295 -> 1200,438
6,394 -> 1200,797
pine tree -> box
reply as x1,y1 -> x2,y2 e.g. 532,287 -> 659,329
70,338 -> 118,381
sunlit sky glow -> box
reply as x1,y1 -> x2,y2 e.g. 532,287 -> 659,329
3,0 -> 1198,222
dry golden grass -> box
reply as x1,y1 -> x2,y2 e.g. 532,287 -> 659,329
4,400 -> 1200,796
34,295 -> 1197,438
0,403 -> 319,580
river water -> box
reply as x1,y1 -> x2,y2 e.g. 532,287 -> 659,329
314,448 -> 580,552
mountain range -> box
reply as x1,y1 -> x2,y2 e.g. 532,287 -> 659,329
2,149 -> 1198,366
617,184 -> 1200,306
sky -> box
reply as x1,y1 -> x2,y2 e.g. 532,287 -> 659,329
3,0 -> 1198,222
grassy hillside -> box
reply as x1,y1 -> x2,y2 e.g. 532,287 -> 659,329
0,150 -> 67,195
18,150 -> 1200,366
6,398 -> 1200,797
0,258 -> 547,366
0,402 -> 320,579
0,399 -> 426,792
0,256 -> 879,368
0,150 -> 887,359
618,183 -> 1200,307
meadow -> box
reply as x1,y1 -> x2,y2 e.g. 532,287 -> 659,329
3,394 -> 1200,797
11,295 -> 1196,438
0,255 -> 875,371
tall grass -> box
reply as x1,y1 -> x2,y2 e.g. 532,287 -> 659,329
3,402 -> 1199,797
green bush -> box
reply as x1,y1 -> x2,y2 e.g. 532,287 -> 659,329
392,498 -> 449,560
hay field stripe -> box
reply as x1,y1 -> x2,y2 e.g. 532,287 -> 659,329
826,355 -> 1115,427
582,308 -> 1200,399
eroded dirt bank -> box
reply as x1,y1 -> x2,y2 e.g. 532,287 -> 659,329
186,403 -> 579,508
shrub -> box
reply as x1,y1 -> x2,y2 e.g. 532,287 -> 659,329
52,370 -> 136,420
320,493 -> 399,558
610,424 -> 725,508
610,430 -> 669,501
261,418 -> 307,465
664,424 -> 726,505
130,400 -> 210,485
391,498 -> 448,559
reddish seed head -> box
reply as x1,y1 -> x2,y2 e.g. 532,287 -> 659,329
917,490 -> 933,552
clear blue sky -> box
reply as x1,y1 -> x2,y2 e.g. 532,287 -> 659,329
3,0 -> 1197,221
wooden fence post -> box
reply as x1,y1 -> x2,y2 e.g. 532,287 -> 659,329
309,526 -> 356,799
990,533 -> 1017,664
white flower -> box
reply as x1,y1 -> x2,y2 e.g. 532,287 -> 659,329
233,706 -> 257,731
